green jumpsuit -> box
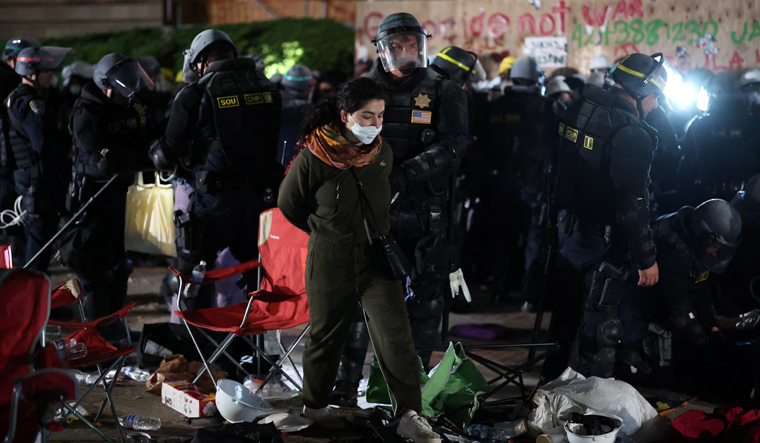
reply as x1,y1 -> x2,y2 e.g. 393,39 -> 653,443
278,142 -> 422,414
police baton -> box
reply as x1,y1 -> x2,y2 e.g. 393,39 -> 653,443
23,173 -> 122,269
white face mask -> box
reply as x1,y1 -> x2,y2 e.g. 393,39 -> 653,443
349,114 -> 382,144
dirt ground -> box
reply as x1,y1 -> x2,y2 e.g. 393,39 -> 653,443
40,262 -> 727,443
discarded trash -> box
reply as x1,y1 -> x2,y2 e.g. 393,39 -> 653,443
123,366 -> 151,382
243,375 -> 294,399
259,411 -> 313,433
70,369 -> 99,386
118,414 -> 161,431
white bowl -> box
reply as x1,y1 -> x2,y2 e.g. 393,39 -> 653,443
215,379 -> 273,423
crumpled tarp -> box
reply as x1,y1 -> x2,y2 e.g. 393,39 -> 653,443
367,342 -> 488,427
527,367 -> 670,442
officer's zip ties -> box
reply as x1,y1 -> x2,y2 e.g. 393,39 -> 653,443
0,196 -> 27,229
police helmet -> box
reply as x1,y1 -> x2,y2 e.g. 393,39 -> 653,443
498,56 -> 516,76
372,12 -> 430,75
690,199 -> 742,273
282,64 -> 313,92
2,37 -> 41,62
612,53 -> 667,97
186,29 -> 237,68
739,68 -> 760,90
14,46 -> 73,76
705,74 -> 739,96
62,60 -> 94,87
137,56 -> 162,79
590,54 -> 613,73
93,53 -> 154,97
431,46 -> 483,85
731,174 -> 760,226
545,76 -> 572,97
510,57 -> 543,83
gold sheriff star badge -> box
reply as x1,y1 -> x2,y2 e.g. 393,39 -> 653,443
414,93 -> 431,109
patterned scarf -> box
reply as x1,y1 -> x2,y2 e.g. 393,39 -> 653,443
303,123 -> 381,169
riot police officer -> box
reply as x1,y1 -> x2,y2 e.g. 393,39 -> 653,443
483,57 -> 556,301
150,29 -> 282,310
548,52 -> 665,379
331,12 -> 468,406
278,64 -> 313,166
5,45 -> 73,271
0,37 -> 39,265
677,74 -> 760,207
62,53 -> 155,322
619,199 -> 748,397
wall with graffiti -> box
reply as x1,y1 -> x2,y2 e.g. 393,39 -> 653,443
356,0 -> 760,75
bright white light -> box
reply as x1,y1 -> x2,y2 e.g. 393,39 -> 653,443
696,87 -> 709,112
671,82 -> 698,110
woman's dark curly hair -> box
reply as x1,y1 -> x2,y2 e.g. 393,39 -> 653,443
299,77 -> 387,143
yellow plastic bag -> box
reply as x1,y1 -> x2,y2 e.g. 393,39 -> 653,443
124,171 -> 176,257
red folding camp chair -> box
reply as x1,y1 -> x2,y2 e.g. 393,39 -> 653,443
40,279 -> 137,443
174,207 -> 310,392
0,269 -> 85,443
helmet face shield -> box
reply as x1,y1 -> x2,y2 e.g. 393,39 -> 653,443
15,46 -> 73,76
376,32 -> 428,75
106,59 -> 154,97
696,236 -> 740,273
645,54 -> 668,96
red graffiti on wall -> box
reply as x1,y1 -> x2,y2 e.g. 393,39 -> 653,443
362,1 -> 568,41
582,0 -> 642,28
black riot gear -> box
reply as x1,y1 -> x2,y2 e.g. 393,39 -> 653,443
93,53 -> 153,97
368,61 -> 465,181
689,199 -> 742,273
550,81 -> 659,379
731,174 -> 760,226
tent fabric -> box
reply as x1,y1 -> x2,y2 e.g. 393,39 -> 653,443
174,208 -> 309,337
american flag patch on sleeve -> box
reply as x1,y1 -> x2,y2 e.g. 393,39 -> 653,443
411,110 -> 432,124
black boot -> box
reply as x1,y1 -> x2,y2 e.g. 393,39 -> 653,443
331,307 -> 370,407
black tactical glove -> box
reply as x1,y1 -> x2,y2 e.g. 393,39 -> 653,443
389,168 -> 408,195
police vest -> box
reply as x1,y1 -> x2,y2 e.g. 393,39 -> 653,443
371,68 -> 445,163
555,91 -> 656,222
198,59 -> 282,177
5,86 -> 38,170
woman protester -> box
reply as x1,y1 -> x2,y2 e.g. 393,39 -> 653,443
278,77 -> 441,443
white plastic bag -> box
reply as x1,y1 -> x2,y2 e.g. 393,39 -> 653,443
124,172 -> 176,257
527,367 -> 669,442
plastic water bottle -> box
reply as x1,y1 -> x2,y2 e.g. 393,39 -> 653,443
465,423 -> 494,439
54,338 -> 87,361
187,260 -> 206,298
122,366 -> 151,382
118,414 -> 161,431
71,370 -> 99,386
191,260 -> 207,284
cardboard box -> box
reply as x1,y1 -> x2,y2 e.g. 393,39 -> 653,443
162,380 -> 217,418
